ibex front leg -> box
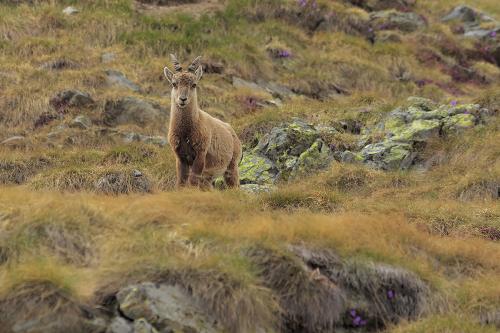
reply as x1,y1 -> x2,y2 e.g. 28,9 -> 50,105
176,159 -> 190,188
189,153 -> 206,187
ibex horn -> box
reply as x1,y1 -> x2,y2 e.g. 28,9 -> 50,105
170,54 -> 182,72
187,56 -> 202,73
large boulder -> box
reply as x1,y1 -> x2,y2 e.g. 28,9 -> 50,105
289,245 -> 433,331
370,10 -> 427,32
356,97 -> 484,170
103,97 -> 168,129
240,118 -> 336,188
115,283 -> 218,333
442,5 -> 500,40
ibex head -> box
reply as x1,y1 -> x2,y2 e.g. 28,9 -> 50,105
164,54 -> 203,109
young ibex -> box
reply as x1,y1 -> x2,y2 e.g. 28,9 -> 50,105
164,54 -> 242,189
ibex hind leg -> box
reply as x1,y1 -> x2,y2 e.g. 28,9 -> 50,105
200,174 -> 214,191
224,154 -> 240,189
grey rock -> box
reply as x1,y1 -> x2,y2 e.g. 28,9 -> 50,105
370,10 -> 427,32
103,97 -> 168,128
107,317 -> 133,333
239,152 -> 278,185
106,70 -> 141,92
340,150 -> 359,163
257,80 -> 296,99
50,90 -> 95,109
70,115 -> 92,129
240,183 -> 274,194
116,283 -> 218,333
133,319 -> 158,333
122,132 -> 168,147
442,5 -> 478,22
95,170 -> 152,194
62,6 -> 79,15
232,77 -> 268,95
102,52 -> 116,63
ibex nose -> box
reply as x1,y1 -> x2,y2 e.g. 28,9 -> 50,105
180,97 -> 187,102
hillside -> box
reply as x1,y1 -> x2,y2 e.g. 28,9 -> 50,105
0,0 -> 499,332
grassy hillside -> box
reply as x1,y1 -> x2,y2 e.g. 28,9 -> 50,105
0,0 -> 499,332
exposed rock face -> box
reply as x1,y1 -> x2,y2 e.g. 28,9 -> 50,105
442,5 -> 500,39
240,118 -> 335,188
246,245 -> 433,332
50,90 -> 95,111
370,10 -> 427,32
115,283 -> 218,333
103,97 -> 168,128
353,97 -> 486,170
105,70 -> 142,92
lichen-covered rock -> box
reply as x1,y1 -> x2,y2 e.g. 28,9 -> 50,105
239,152 -> 278,185
361,141 -> 415,170
116,283 -> 218,333
390,119 -> 441,142
256,118 -> 319,161
103,97 -> 168,129
370,10 -> 427,32
240,118 -> 336,187
290,139 -> 332,179
357,97 -> 484,170
442,113 -> 476,134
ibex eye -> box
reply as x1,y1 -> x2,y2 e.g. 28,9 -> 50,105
172,82 -> 178,88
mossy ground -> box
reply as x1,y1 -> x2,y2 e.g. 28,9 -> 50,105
0,0 -> 499,331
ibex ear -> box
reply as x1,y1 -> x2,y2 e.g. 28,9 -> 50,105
164,66 -> 174,84
195,65 -> 203,82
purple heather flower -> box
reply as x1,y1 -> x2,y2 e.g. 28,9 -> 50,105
387,290 -> 395,299
451,100 -> 458,107
311,0 -> 317,9
278,50 -> 292,58
350,309 -> 357,317
490,31 -> 497,38
298,0 -> 307,7
353,316 -> 362,326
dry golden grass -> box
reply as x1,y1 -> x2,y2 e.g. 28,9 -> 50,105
0,0 -> 499,331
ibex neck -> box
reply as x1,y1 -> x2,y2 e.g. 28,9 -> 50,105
171,101 -> 200,128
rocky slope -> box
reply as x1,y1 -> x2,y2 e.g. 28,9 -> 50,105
0,1 -> 499,333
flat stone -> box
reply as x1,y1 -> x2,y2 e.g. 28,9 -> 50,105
116,283 -> 218,333
106,70 -> 141,92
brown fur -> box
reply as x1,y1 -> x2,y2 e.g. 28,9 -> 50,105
164,55 -> 242,189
